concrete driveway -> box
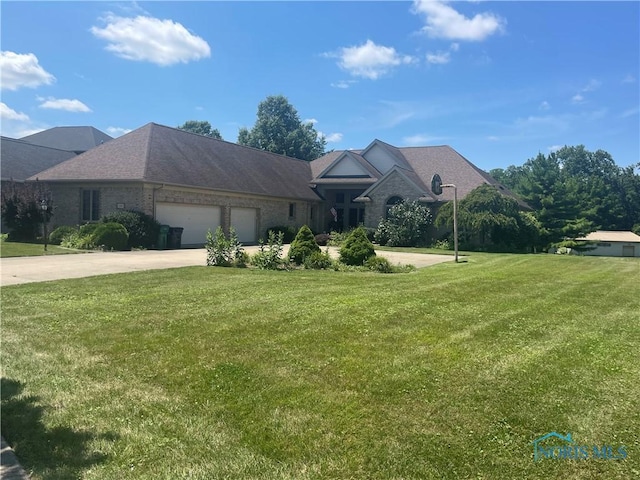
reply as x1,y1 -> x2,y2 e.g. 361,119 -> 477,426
0,246 -> 455,286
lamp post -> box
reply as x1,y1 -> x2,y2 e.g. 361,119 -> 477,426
441,184 -> 458,263
40,199 -> 48,252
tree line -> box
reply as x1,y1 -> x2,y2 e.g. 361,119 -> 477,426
489,146 -> 640,246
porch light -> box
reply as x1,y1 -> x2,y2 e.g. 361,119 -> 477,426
40,199 -> 48,252
441,184 -> 458,263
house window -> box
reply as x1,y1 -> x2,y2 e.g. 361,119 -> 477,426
82,190 -> 100,221
385,196 -> 403,218
597,242 -> 611,247
289,203 -> 296,219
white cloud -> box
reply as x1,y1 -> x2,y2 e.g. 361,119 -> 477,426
426,51 -> 451,65
325,132 -> 343,143
622,74 -> 636,84
106,126 -> 132,137
620,106 -> 639,118
571,93 -> 584,104
330,80 -> 356,89
487,136 -> 500,142
0,102 -> 30,121
326,39 -> 414,80
402,133 -> 448,146
539,101 -> 550,110
548,145 -> 563,152
303,118 -> 318,125
91,15 -> 211,66
0,51 -> 55,91
412,0 -> 506,41
38,97 -> 92,112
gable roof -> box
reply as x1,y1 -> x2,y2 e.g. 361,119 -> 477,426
30,123 -> 321,201
1,136 -> 78,182
312,151 -> 380,185
577,231 -> 640,243
20,126 -> 113,153
312,143 -> 526,206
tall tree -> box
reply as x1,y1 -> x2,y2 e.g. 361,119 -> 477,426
177,120 -> 222,140
238,95 -> 326,161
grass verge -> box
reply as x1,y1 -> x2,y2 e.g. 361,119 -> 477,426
0,236 -> 83,257
1,254 -> 639,479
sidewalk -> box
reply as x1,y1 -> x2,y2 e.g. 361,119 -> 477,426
1,437 -> 29,480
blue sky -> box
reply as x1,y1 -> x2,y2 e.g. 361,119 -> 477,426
1,1 -> 638,171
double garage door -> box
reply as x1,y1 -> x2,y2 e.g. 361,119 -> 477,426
156,203 -> 257,245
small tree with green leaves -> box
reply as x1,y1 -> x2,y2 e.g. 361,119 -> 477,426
251,230 -> 285,270
374,200 -> 432,246
206,226 -> 245,267
339,226 -> 376,266
288,225 -> 320,264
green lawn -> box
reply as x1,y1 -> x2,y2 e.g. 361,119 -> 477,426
0,236 -> 83,257
1,254 -> 639,479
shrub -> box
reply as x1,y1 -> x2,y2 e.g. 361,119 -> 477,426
314,233 -> 331,246
374,200 -> 432,247
303,250 -> 333,270
265,226 -> 297,244
288,225 -> 320,264
48,225 -> 77,245
364,256 -> 393,273
206,226 -> 245,267
101,210 -> 160,249
327,230 -> 348,246
60,223 -> 101,249
252,230 -> 285,270
339,226 -> 376,266
432,238 -> 451,250
92,222 -> 129,251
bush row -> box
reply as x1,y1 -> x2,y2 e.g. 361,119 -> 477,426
207,225 -> 413,273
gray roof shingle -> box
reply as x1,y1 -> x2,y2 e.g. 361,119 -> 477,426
1,137 -> 78,181
20,126 -> 113,153
31,123 -> 321,201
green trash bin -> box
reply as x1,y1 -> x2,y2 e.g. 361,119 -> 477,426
157,225 -> 170,250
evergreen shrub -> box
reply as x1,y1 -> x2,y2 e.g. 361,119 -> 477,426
339,227 -> 376,265
92,222 -> 129,251
288,225 -> 320,264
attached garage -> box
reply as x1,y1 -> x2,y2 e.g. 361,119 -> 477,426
156,203 -> 221,246
230,207 -> 258,244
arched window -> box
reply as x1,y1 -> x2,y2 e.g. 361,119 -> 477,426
385,196 -> 403,218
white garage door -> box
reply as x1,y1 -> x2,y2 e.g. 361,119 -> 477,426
156,203 -> 221,246
230,207 -> 258,244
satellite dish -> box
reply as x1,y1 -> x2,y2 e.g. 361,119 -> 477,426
431,174 -> 442,195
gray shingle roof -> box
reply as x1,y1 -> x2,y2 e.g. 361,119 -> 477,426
31,123 -> 321,201
311,142 -> 526,206
1,137 -> 78,181
20,126 -> 113,153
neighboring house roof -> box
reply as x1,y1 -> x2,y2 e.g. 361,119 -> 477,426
311,141 -> 527,206
30,123 -> 321,201
20,126 -> 113,153
1,136 -> 78,181
577,231 -> 640,243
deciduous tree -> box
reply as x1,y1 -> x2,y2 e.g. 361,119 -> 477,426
238,95 -> 326,161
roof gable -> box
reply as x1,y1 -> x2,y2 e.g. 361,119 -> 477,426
357,165 -> 435,202
360,139 -> 411,173
313,150 -> 380,180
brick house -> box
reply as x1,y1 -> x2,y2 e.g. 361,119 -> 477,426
6,122 -> 522,246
